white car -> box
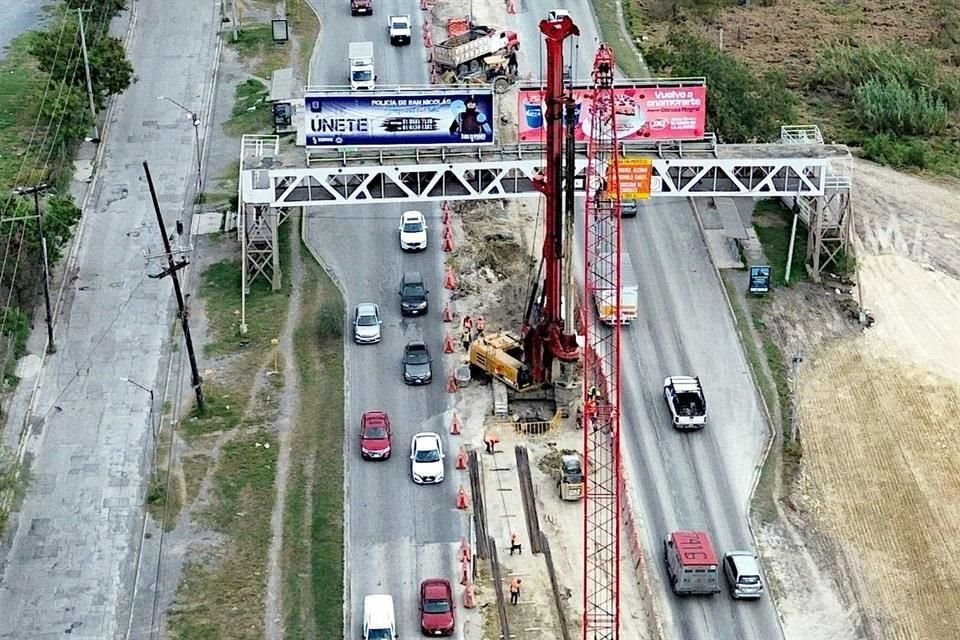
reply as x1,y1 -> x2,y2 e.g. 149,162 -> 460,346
410,432 -> 445,484
353,303 -> 382,344
547,8 -> 571,21
398,210 -> 428,251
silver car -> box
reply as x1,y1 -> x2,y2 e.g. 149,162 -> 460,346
353,303 -> 382,344
723,551 -> 764,599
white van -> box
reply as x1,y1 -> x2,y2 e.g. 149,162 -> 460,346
363,594 -> 397,639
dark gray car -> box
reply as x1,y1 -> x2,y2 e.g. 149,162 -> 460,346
403,341 -> 433,385
399,272 -> 429,317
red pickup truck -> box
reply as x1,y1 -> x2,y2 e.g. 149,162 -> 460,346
351,0 -> 372,16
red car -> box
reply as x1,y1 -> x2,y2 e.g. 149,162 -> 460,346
360,411 -> 392,460
419,578 -> 454,636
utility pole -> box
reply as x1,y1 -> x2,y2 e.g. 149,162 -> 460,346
142,162 -> 205,411
13,184 -> 56,355
77,9 -> 100,142
789,344 -> 804,442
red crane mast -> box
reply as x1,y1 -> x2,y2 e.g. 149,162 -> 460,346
582,43 -> 623,640
525,16 -> 580,383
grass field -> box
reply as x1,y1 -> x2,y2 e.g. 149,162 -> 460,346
0,36 -> 47,192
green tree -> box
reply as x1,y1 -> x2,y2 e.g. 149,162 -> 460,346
28,9 -> 134,110
644,30 -> 797,143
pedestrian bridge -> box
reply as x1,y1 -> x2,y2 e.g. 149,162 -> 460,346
240,132 -> 852,206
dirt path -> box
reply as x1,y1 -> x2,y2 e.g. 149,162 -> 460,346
264,217 -> 306,639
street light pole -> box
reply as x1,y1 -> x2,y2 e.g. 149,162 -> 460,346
157,96 -> 202,193
13,184 -> 56,354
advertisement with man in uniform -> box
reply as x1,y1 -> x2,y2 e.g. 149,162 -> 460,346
304,90 -> 495,148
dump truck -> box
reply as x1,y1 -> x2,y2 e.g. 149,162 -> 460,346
432,25 -> 519,80
387,15 -> 411,46
349,41 -> 375,90
663,530 -> 721,595
592,251 -> 639,325
468,331 -> 532,391
555,453 -> 584,501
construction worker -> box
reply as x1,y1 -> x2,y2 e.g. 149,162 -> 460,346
475,316 -> 486,337
461,326 -> 472,352
575,406 -> 583,430
509,577 -> 522,605
484,433 -> 495,454
510,532 -> 522,556
462,315 -> 473,334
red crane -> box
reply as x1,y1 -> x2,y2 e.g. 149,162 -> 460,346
525,17 -> 624,639
582,43 -> 623,640
524,16 -> 580,383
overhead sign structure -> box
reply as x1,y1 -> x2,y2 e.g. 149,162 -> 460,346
517,81 -> 707,143
304,90 -> 495,148
611,158 -> 654,200
749,266 -> 772,294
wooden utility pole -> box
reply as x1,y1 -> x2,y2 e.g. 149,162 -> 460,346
142,162 -> 205,411
13,184 -> 56,355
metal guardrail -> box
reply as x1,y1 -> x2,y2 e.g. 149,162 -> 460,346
511,411 -> 563,436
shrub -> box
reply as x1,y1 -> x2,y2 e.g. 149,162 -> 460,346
861,134 -> 929,170
644,29 -> 797,142
853,79 -> 949,136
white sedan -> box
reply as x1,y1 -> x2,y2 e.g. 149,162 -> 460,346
398,210 -> 428,251
410,432 -> 445,484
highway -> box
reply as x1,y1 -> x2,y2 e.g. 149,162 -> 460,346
303,2 -> 466,637
302,1 -> 782,638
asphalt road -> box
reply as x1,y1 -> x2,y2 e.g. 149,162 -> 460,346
303,3 -> 467,637
0,1 -> 220,638
0,0 -> 47,59
304,2 -> 782,639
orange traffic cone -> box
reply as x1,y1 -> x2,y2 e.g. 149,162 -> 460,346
442,234 -> 455,252
442,302 -> 454,322
459,559 -> 470,585
455,447 -> 468,469
459,537 -> 471,562
446,373 -> 458,393
456,486 -> 470,509
443,267 -> 457,290
442,208 -> 451,225
450,414 -> 462,435
443,225 -> 454,240
443,333 -> 455,354
421,0 -> 428,10
463,583 -> 476,608
507,0 -> 517,14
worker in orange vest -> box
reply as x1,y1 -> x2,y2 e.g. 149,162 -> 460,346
484,432 -> 499,454
510,532 -> 522,556
475,316 -> 486,337
509,577 -> 522,605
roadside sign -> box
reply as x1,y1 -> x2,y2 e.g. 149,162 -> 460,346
611,158 -> 654,200
749,266 -> 772,294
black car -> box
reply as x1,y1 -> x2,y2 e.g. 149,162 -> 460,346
620,200 -> 638,218
399,272 -> 429,316
403,341 -> 433,385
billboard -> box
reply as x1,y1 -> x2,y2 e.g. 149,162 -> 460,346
304,90 -> 495,148
517,84 -> 707,143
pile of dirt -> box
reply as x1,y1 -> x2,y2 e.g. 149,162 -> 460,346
536,448 -> 580,475
448,199 -> 541,330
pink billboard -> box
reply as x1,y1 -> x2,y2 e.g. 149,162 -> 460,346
517,85 -> 707,142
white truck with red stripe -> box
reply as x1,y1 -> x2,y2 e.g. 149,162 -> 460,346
663,530 -> 721,595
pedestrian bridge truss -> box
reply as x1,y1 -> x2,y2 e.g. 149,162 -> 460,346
242,136 -> 853,206
235,127 -> 854,331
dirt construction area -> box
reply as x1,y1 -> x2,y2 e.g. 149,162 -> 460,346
754,161 -> 960,640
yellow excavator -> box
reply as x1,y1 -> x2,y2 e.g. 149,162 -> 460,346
467,331 -> 533,391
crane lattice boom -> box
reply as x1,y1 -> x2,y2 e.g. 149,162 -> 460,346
582,42 -> 623,640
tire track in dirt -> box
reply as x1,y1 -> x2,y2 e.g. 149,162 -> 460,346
798,343 -> 960,640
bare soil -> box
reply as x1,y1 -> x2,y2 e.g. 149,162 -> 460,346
753,160 -> 960,640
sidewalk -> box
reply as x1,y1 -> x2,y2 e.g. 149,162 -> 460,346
0,1 -> 221,637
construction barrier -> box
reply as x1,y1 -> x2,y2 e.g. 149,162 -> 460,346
510,411 -> 564,436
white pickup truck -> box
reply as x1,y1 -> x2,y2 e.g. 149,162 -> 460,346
388,14 -> 412,46
592,252 -> 639,325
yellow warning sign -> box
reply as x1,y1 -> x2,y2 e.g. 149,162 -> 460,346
609,158 -> 654,200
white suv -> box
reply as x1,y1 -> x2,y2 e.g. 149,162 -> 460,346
398,210 -> 428,251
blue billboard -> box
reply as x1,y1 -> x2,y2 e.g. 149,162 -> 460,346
304,90 -> 495,148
